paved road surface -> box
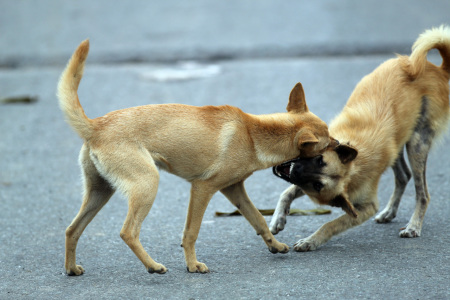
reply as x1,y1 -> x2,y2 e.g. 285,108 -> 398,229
1,1 -> 449,299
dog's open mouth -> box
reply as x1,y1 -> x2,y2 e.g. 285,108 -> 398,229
273,157 -> 300,182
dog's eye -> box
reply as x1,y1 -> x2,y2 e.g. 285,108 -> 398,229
317,156 -> 326,167
313,182 -> 323,192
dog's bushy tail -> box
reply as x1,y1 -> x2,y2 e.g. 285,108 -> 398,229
409,25 -> 450,78
57,40 -> 93,140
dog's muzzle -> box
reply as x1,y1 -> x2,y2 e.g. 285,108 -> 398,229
272,157 -> 302,183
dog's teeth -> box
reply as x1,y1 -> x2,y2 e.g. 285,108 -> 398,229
289,163 -> 295,176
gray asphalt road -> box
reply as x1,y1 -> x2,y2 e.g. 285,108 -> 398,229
1,1 -> 449,299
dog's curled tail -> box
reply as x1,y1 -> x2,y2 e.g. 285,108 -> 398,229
409,25 -> 450,78
57,39 -> 93,140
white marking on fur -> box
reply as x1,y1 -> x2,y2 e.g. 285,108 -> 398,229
219,122 -> 238,155
255,148 -> 287,168
198,122 -> 238,180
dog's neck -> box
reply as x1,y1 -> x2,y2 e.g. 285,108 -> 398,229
246,113 -> 301,169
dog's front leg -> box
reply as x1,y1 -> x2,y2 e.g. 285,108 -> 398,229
221,181 -> 289,254
182,182 -> 215,273
294,201 -> 378,251
270,185 -> 304,234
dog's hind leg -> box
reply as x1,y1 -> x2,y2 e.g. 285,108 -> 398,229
117,152 -> 167,274
221,181 -> 289,254
402,133 -> 433,237
65,145 -> 115,276
270,185 -> 304,234
400,98 -> 435,237
375,149 -> 411,223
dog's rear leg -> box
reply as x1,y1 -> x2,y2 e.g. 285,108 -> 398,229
65,146 -> 115,276
270,185 -> 304,234
119,160 -> 167,274
182,181 -> 215,273
375,149 -> 411,223
401,134 -> 432,237
221,181 -> 289,254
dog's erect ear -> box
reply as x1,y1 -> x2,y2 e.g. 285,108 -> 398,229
329,194 -> 358,218
287,82 -> 309,113
335,144 -> 358,164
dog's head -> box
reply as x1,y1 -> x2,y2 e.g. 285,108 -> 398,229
273,141 -> 359,217
286,83 -> 331,157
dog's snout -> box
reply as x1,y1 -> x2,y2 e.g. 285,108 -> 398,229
293,163 -> 303,172
290,163 -> 303,180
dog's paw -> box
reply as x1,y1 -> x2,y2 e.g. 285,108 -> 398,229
147,263 -> 168,274
269,215 -> 287,235
399,226 -> 421,238
293,239 -> 319,252
187,261 -> 210,273
375,209 -> 396,223
268,242 -> 290,254
66,265 -> 85,276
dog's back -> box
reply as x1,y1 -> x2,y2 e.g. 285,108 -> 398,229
330,26 -> 450,175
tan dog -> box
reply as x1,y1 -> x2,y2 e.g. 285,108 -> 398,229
58,40 -> 331,275
271,26 -> 450,251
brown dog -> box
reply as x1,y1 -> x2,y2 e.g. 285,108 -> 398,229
271,26 -> 450,251
58,40 -> 330,275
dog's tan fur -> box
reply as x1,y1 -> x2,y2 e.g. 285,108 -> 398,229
270,26 -> 450,251
58,40 -> 331,275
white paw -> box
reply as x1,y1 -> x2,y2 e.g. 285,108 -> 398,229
293,238 -> 319,252
269,214 -> 287,235
375,209 -> 396,223
399,226 -> 421,238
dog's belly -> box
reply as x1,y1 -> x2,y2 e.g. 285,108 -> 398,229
152,147 -> 256,184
